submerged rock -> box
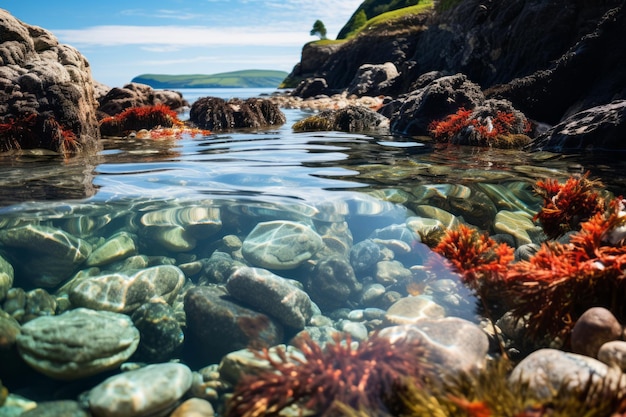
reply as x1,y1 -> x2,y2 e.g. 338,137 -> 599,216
189,97 -> 286,131
131,301 -> 185,362
68,265 -> 186,313
16,308 -> 139,380
88,363 -> 192,417
242,220 -> 324,270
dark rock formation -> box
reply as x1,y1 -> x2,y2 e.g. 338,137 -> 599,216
292,105 -> 389,133
387,73 -> 484,136
282,42 -> 343,88
347,62 -> 399,97
291,78 -> 330,99
528,100 -> 626,153
97,82 -> 188,117
189,97 -> 286,131
0,9 -> 99,153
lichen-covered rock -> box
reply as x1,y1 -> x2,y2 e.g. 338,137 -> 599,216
189,97 -> 286,131
306,256 -> 361,311
242,220 -> 324,270
226,266 -> 315,329
68,265 -> 185,313
292,105 -> 389,133
88,363 -> 193,417
0,9 -> 99,153
16,308 -> 139,380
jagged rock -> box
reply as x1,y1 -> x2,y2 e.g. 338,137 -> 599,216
388,73 -> 484,136
528,100 -> 626,152
292,105 -> 389,133
97,82 -> 187,117
189,96 -> 286,131
347,62 -> 399,96
0,9 -> 99,153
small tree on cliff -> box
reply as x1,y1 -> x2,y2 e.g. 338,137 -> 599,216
310,20 -> 328,40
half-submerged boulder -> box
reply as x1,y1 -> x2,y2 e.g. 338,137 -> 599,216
189,97 -> 286,131
0,9 -> 100,154
292,105 -> 389,133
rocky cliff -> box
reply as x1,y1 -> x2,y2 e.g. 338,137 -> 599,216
287,0 -> 625,129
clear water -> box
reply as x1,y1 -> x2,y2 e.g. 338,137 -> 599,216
2,88 -> 626,354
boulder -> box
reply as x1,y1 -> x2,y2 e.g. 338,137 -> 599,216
0,9 -> 99,153
189,97 -> 286,131
347,62 -> 399,97
528,100 -> 626,152
388,73 -> 484,137
97,82 -> 188,117
291,77 -> 331,99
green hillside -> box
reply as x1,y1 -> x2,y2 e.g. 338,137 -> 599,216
131,70 -> 289,88
337,0 -> 426,39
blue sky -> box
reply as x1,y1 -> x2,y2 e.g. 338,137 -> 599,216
3,0 -> 362,87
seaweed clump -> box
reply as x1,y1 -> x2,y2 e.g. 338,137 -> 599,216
225,332 -> 432,417
99,104 -> 183,137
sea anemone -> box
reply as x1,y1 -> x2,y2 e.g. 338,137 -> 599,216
224,332 -> 432,417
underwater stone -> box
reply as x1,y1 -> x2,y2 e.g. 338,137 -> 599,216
0,224 -> 92,287
69,265 -> 185,313
16,308 -> 139,380
510,349 -> 626,401
598,341 -> 626,372
242,220 -> 323,270
227,266 -> 315,329
412,205 -> 459,230
375,260 -> 412,285
0,254 -> 14,301
170,398 -> 215,417
20,400 -> 90,417
200,251 -> 245,285
88,363 -> 193,417
86,231 -> 138,267
131,301 -> 184,362
570,307 -> 622,358
141,206 -> 222,239
384,295 -> 445,325
349,239 -> 381,275
494,210 -> 535,246
306,256 -> 361,312
184,285 -> 284,364
144,225 -> 197,252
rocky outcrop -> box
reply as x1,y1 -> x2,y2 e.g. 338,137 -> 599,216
292,105 -> 389,133
97,82 -> 188,117
189,97 -> 286,131
288,0 -> 624,135
0,9 -> 99,153
528,100 -> 626,152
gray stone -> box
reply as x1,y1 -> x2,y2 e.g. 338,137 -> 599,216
89,363 -> 192,417
0,254 -> 14,301
384,295 -> 445,325
69,265 -> 185,313
218,345 -> 304,386
379,318 -> 489,376
375,260 -> 412,285
242,220 -> 323,269
349,239 -> 381,275
131,301 -> 184,362
494,210 -> 534,246
226,266 -> 315,329
184,285 -> 284,363
348,62 -> 399,96
20,401 -> 89,417
16,308 -> 139,380
86,231 -> 137,267
306,256 -> 361,311
0,224 -> 92,287
170,398 -> 215,417
598,340 -> 626,371
510,348 -> 626,401
571,307 -> 622,358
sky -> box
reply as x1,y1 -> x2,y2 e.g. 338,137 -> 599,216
2,0 -> 363,87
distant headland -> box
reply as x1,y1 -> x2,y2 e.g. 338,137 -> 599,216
131,70 -> 289,89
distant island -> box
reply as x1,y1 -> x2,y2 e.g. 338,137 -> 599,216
131,70 -> 289,89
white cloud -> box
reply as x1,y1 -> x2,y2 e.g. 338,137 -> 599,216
54,25 -> 312,48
